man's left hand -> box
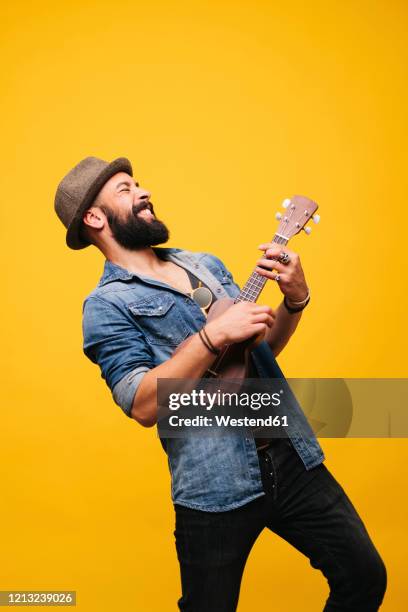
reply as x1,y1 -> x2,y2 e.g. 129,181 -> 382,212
255,243 -> 308,303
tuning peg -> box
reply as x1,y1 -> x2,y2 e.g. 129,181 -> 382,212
275,212 -> 282,220
303,226 -> 312,235
312,214 -> 320,224
282,198 -> 291,209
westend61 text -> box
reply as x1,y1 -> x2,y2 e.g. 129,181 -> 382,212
168,415 -> 288,427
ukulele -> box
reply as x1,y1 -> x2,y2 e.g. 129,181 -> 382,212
175,195 -> 320,379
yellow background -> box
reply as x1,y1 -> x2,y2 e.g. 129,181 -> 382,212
1,0 -> 407,609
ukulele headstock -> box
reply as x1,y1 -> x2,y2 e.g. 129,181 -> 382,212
275,195 -> 320,240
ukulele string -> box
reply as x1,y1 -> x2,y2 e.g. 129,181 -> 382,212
238,234 -> 285,303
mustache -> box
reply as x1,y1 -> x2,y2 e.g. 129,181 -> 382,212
132,201 -> 154,216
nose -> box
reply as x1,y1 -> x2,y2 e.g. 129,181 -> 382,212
135,186 -> 151,202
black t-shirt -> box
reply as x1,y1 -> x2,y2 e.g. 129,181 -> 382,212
184,268 -> 217,315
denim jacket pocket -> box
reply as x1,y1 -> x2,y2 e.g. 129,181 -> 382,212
128,293 -> 190,346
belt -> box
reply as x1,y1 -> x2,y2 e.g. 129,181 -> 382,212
255,438 -> 272,452
256,436 -> 289,453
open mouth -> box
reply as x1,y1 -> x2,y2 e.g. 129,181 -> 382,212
136,203 -> 155,220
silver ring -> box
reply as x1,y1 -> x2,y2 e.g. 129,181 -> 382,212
274,273 -> 281,282
278,252 -> 290,265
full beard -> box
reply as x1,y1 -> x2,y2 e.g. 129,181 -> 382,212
102,202 -> 170,250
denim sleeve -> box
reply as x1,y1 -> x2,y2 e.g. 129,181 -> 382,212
111,367 -> 149,417
82,296 -> 154,417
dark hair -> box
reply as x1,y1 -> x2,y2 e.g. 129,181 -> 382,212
78,220 -> 93,246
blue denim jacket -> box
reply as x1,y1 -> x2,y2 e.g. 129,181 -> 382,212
82,247 -> 324,511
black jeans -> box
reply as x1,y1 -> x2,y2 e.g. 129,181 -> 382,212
174,438 -> 387,611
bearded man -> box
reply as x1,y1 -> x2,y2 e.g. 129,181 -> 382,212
54,156 -> 386,611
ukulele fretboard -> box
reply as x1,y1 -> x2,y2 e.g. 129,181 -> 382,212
234,235 -> 288,304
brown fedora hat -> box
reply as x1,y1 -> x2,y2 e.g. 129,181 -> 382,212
54,156 -> 133,250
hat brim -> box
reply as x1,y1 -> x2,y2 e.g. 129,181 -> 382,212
66,157 -> 133,250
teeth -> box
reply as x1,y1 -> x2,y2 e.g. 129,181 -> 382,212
138,207 -> 153,218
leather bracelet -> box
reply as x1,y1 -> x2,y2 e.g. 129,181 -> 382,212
198,329 -> 220,356
201,326 -> 221,355
283,293 -> 310,314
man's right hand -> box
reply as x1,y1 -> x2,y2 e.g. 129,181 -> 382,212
205,302 -> 276,348
131,302 -> 275,426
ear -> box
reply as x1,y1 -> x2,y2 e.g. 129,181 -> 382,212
82,206 -> 105,230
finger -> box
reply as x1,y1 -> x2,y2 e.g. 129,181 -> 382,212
251,305 -> 274,315
257,244 -> 281,259
267,247 -> 298,262
261,246 -> 299,263
251,322 -> 269,335
256,258 -> 285,272
255,267 -> 288,282
252,314 -> 274,327
258,242 -> 275,250
252,311 -> 274,321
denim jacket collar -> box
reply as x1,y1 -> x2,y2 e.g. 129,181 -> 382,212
98,260 -> 134,285
97,248 -> 231,299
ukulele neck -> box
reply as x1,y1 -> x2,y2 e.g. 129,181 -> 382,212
234,234 -> 288,304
